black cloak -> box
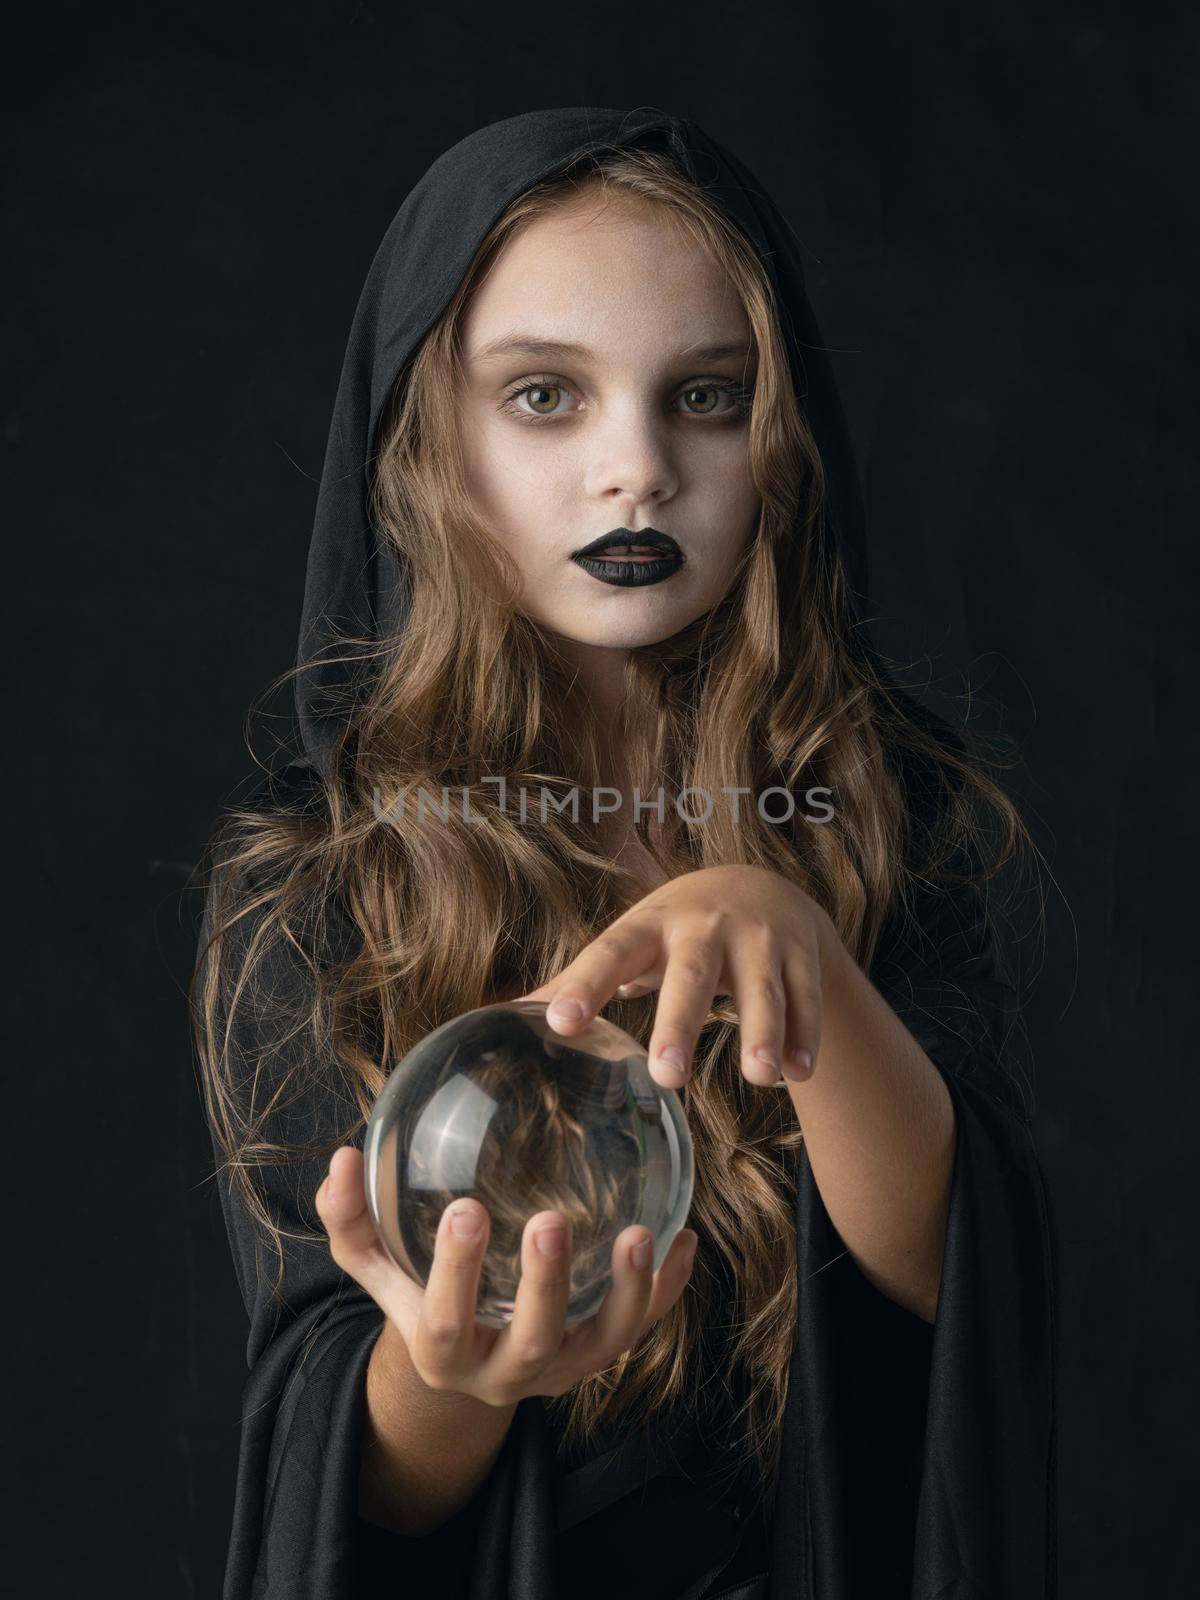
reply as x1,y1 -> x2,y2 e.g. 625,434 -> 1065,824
201,107 -> 1059,1598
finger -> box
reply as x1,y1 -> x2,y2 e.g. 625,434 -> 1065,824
724,931 -> 788,1087
410,1198 -> 496,1387
615,962 -> 664,997
565,1224 -> 699,1373
780,938 -> 823,1081
474,1210 -> 574,1397
646,929 -> 725,1087
632,1226 -> 701,1338
316,1147 -> 425,1339
316,1146 -> 382,1260
511,982 -> 556,1005
544,920 -> 663,1032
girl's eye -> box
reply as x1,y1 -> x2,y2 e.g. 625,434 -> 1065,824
679,384 -> 733,415
508,382 -> 570,417
498,377 -> 754,424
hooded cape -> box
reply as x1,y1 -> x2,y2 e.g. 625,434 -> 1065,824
202,107 -> 1058,1598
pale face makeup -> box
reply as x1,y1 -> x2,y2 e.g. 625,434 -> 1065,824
458,195 -> 762,720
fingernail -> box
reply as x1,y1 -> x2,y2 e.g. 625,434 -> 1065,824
658,1046 -> 687,1074
548,998 -> 584,1023
449,1206 -> 482,1239
753,1048 -> 780,1076
631,1234 -> 652,1269
782,1049 -> 813,1081
535,1225 -> 566,1257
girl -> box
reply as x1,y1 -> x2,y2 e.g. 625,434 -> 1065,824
193,108 -> 1058,1600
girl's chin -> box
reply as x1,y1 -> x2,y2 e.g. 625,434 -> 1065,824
532,610 -> 701,650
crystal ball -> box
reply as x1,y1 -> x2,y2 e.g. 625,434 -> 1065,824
363,999 -> 694,1329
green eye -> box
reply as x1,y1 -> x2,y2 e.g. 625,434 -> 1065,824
524,385 -> 563,414
680,385 -> 721,414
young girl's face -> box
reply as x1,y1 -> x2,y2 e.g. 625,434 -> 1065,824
458,198 -> 761,655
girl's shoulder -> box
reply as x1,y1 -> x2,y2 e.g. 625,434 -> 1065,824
206,757 -> 355,976
244,754 -> 330,825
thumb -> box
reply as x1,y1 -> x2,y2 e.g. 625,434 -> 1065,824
316,1146 -> 383,1263
316,1146 -> 425,1336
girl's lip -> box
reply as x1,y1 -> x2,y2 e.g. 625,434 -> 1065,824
570,550 -> 684,587
581,549 -> 664,561
572,527 -> 683,560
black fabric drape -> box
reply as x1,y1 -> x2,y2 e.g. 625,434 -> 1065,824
202,104 -> 1058,1597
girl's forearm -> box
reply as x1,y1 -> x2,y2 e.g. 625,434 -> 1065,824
783,938 -> 957,1323
359,1316 -> 519,1536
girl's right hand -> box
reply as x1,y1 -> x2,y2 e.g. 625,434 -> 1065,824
316,1145 -> 700,1407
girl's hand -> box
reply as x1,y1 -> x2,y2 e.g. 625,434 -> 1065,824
519,864 -> 842,1088
315,1147 -> 699,1407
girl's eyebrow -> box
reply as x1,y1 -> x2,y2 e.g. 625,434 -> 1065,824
472,333 -> 755,365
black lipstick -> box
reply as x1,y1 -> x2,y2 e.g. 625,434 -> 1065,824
570,526 -> 685,588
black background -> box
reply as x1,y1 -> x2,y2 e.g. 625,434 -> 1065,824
7,3 -> 1195,1595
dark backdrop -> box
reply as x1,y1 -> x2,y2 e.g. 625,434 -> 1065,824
7,3 -> 1194,1595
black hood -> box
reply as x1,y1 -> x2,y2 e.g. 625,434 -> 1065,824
295,105 -> 876,781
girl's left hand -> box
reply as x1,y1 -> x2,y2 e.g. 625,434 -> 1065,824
517,865 -> 845,1089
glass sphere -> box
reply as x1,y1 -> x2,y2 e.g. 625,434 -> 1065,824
363,999 -> 694,1329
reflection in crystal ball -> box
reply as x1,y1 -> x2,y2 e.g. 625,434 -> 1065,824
363,1000 -> 694,1329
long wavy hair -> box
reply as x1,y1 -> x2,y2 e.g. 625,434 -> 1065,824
191,142 -> 1045,1517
